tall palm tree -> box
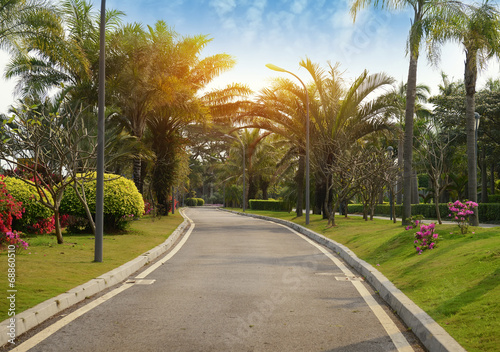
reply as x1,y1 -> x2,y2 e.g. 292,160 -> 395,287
351,0 -> 466,224
429,0 -> 500,225
248,59 -> 395,218
5,0 -> 123,101
381,81 -> 431,204
0,0 -> 61,52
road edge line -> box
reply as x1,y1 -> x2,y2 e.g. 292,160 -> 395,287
219,208 -> 467,352
0,209 -> 191,347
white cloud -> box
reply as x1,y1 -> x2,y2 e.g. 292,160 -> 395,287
209,0 -> 237,17
291,0 -> 307,14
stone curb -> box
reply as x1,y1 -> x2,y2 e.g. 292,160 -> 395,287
221,209 -> 466,352
1,215 -> 190,347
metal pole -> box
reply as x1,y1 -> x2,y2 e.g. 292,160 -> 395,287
95,0 -> 106,263
242,142 -> 246,212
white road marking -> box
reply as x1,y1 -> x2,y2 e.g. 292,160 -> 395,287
272,221 -> 414,352
11,209 -> 195,351
10,283 -> 134,352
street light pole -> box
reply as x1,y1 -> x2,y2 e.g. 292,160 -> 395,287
95,0 -> 106,263
266,64 -> 310,224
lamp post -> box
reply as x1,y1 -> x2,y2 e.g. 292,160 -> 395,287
266,63 -> 310,224
95,0 -> 106,263
225,134 -> 246,212
387,146 -> 394,222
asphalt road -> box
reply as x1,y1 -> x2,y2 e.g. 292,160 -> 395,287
11,207 -> 424,352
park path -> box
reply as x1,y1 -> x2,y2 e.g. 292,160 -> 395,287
10,207 -> 423,352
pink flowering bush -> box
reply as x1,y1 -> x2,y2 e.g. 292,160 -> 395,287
448,200 -> 478,234
405,216 -> 438,255
3,231 -> 29,253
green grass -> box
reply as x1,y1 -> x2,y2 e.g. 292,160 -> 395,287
228,208 -> 500,352
0,212 -> 184,322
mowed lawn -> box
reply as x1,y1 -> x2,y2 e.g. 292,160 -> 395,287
228,209 -> 499,352
0,212 -> 184,322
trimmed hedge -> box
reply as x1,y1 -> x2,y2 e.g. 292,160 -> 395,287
3,177 -> 54,231
487,194 -> 500,203
60,173 -> 144,231
185,198 -> 205,206
249,199 -> 292,212
347,203 -> 500,223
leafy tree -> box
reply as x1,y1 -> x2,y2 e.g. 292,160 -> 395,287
351,0 -> 466,225
429,0 -> 500,224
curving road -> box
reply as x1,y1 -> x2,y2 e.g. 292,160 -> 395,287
11,207 -> 424,352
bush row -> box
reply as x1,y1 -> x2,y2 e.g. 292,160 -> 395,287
347,203 -> 500,223
249,200 -> 292,212
185,198 -> 205,206
4,174 -> 144,233
487,194 -> 500,203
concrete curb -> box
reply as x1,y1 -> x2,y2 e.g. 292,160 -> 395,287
221,209 -> 466,352
1,213 -> 190,347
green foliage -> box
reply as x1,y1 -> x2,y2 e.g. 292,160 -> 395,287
185,198 -> 204,206
249,199 -> 292,212
487,194 -> 500,203
3,177 -> 53,231
61,174 -> 144,231
348,203 -> 500,223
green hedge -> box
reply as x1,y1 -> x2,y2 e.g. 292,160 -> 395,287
347,203 -> 500,223
3,177 -> 54,231
487,194 -> 500,203
185,198 -> 204,206
249,199 -> 291,211
60,173 -> 144,231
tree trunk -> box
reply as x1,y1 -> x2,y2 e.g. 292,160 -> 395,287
396,129 -> 404,205
295,155 -> 305,217
411,170 -> 419,204
247,174 -> 258,203
434,179 -> 442,224
403,52 -> 419,225
481,147 -> 488,203
54,208 -> 63,244
491,159 -> 496,195
314,175 -> 326,216
133,158 -> 143,194
464,48 -> 479,226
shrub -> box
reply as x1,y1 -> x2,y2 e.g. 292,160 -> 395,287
249,200 -> 292,211
448,200 -> 478,234
185,198 -> 197,206
61,174 -> 144,231
3,177 -> 54,233
0,176 -> 24,234
487,194 -> 500,203
405,219 -> 439,255
185,198 -> 204,206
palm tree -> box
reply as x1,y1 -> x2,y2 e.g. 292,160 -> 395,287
245,77 -> 309,216
351,0 -> 466,225
429,0 -> 500,225
381,81 -> 431,204
0,0 -> 61,52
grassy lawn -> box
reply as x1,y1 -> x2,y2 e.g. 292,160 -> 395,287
227,209 -> 499,352
0,212 -> 184,322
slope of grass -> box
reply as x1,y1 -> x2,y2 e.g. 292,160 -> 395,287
0,213 -> 184,322
229,209 -> 499,352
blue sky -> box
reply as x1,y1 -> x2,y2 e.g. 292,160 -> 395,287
1,0 -> 499,113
